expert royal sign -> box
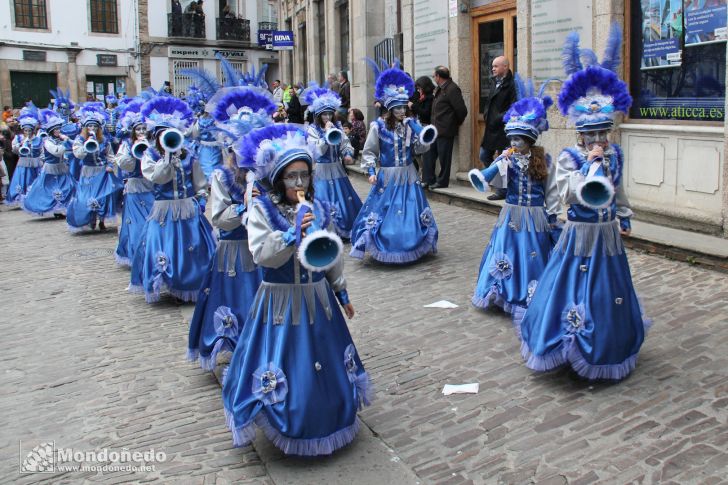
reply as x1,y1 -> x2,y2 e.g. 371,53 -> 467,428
168,46 -> 248,61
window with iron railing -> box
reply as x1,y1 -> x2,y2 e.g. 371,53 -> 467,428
217,17 -> 250,41
13,0 -> 48,29
90,0 -> 119,34
173,59 -> 199,97
168,12 -> 206,38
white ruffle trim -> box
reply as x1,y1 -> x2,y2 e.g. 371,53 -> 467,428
147,197 -> 197,222
249,278 -> 333,325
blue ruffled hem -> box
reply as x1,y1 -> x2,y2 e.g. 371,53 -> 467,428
350,226 -> 437,264
519,325 -> 650,381
127,283 -> 198,303
224,410 -> 361,456
471,286 -> 513,314
114,252 -> 131,267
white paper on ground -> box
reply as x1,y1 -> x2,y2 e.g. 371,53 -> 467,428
424,300 -> 459,309
442,383 -> 479,395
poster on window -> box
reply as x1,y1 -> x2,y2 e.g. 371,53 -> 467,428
685,0 -> 727,45
641,0 -> 683,69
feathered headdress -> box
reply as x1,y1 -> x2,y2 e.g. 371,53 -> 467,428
141,96 -> 194,132
300,82 -> 341,116
39,108 -> 64,132
49,88 -> 75,114
105,94 -> 119,106
206,86 -> 276,122
19,102 -> 40,123
118,99 -> 146,133
186,86 -> 208,114
558,24 -> 632,132
233,124 -> 312,184
503,75 -> 556,141
367,58 -> 414,110
78,101 -> 108,127
240,64 -> 269,89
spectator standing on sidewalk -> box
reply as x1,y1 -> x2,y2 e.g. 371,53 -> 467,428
347,108 -> 366,158
271,80 -> 284,107
480,56 -> 516,200
424,66 -> 467,189
409,76 -> 435,174
285,85 -> 304,124
337,71 -> 350,119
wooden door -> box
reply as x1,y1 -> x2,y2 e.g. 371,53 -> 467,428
471,6 -> 517,167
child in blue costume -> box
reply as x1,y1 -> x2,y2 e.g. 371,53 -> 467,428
187,85 -> 277,371
222,124 -> 371,456
350,61 -> 438,263
114,102 -> 155,267
301,83 -> 362,239
49,88 -> 81,180
129,96 -> 216,303
516,26 -> 650,381
469,77 -> 561,314
7,107 -> 43,206
22,109 -> 77,217
189,87 -> 223,181
66,104 -> 124,231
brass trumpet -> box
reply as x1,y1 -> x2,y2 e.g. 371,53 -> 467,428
295,190 -> 343,272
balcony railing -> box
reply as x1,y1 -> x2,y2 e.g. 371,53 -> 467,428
168,13 -> 206,39
217,17 -> 251,41
258,22 -> 278,31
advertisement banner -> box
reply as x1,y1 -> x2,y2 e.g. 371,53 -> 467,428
258,30 -> 272,48
640,0 -> 682,69
685,0 -> 727,46
272,31 -> 294,50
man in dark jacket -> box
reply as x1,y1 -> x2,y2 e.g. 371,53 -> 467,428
480,56 -> 516,200
425,66 -> 468,189
337,71 -> 350,120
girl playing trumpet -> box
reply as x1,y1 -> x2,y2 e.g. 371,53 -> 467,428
66,103 -> 124,232
7,106 -> 43,206
469,76 -> 560,315
222,124 -> 370,456
515,26 -> 650,381
301,83 -> 362,239
113,101 -> 155,267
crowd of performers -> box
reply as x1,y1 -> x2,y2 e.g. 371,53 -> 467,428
5,26 -> 649,455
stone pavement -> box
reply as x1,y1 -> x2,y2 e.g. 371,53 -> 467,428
1,175 -> 727,484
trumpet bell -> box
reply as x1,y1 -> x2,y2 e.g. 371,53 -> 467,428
468,168 -> 488,193
407,120 -> 438,145
324,128 -> 343,146
160,128 -> 184,153
297,229 -> 344,272
132,140 -> 149,159
19,145 -> 31,157
84,139 -> 99,154
576,175 -> 615,210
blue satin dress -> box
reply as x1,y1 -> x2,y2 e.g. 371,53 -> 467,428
22,136 -> 76,216
6,135 -> 43,206
195,117 -> 223,181
222,195 -> 371,456
516,144 -> 650,381
66,137 -> 124,230
187,168 -> 263,371
129,148 -> 215,303
350,119 -> 438,263
472,152 -> 560,314
307,123 -> 363,239
114,139 -> 155,267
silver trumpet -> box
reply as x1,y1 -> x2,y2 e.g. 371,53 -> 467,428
576,174 -> 615,210
406,119 -> 438,145
324,127 -> 343,146
131,139 -> 149,159
295,190 -> 343,272
159,128 -> 184,153
37,130 -> 48,139
84,132 -> 99,154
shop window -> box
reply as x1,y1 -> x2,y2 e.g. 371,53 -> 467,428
629,0 -> 726,122
220,60 -> 247,85
173,60 -> 200,97
13,0 -> 48,29
90,0 -> 119,34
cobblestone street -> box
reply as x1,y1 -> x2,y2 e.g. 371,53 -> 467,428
1,177 -> 727,484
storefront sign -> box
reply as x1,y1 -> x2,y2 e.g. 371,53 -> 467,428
531,0 -> 592,81
22,50 -> 46,62
258,30 -> 273,48
272,31 -> 294,50
413,0 -> 449,79
168,46 -> 248,61
685,1 -> 727,46
639,0 -> 682,69
96,54 -> 118,67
